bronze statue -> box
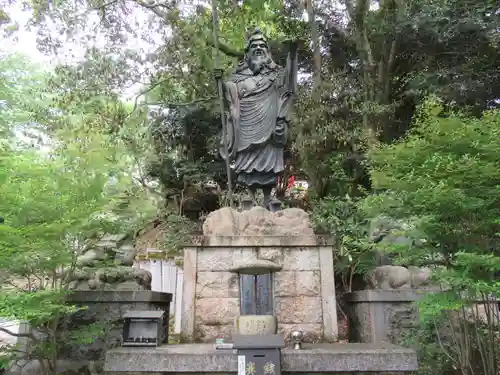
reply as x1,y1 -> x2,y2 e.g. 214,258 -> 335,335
219,28 -> 298,209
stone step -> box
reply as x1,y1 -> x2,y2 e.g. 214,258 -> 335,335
104,343 -> 417,373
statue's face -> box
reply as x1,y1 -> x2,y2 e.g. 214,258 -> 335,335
247,39 -> 271,73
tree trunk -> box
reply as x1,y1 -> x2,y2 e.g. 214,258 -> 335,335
305,0 -> 321,88
345,0 -> 400,144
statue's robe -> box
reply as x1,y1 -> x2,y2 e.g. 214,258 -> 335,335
221,55 -> 296,187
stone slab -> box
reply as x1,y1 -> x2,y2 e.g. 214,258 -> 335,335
345,290 -> 425,303
191,236 -> 326,247
195,272 -> 239,298
274,271 -> 321,297
282,249 -> 320,271
104,343 -> 418,373
195,298 -> 239,325
197,248 -> 236,272
277,323 -> 323,343
181,247 -> 198,342
275,296 -> 323,324
318,246 -> 338,342
195,324 -> 233,342
68,290 -> 172,303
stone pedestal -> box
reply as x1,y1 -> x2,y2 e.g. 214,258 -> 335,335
345,290 -> 423,344
181,236 -> 338,343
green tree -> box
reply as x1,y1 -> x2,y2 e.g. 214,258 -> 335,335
295,0 -> 500,200
362,98 -> 500,375
5,0 -> 499,215
2,0 -> 309,209
0,53 -> 50,141
0,55 -> 157,375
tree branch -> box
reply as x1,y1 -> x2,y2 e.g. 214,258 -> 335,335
128,75 -> 217,120
4,280 -> 24,291
127,78 -> 170,117
145,96 -> 217,107
135,0 -> 165,8
206,35 -> 244,59
132,0 -> 243,59
130,153 -> 164,198
172,63 -> 203,95
344,0 -> 354,18
75,0 -> 122,30
80,0 -> 121,16
0,326 -> 37,341
133,0 -> 172,21
305,0 -> 321,88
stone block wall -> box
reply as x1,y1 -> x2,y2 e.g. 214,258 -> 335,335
182,236 -> 338,343
59,291 -> 172,365
345,290 -> 421,344
345,289 -> 498,345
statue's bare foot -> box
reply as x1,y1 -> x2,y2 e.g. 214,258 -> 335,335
263,186 -> 273,211
247,187 -> 258,206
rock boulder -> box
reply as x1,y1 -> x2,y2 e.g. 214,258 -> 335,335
202,206 -> 314,236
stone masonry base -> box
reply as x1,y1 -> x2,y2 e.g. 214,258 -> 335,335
182,236 -> 338,343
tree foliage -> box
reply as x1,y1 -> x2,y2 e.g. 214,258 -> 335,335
0,53 -> 51,142
0,54 -> 157,374
3,0 -> 497,205
1,0 -> 500,372
364,100 -> 500,266
362,100 -> 500,375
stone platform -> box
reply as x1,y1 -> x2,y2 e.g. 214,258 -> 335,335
104,343 -> 418,373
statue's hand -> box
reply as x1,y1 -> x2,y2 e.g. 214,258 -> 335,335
213,68 -> 224,80
283,38 -> 299,54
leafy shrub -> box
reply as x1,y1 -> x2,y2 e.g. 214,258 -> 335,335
362,98 -> 500,375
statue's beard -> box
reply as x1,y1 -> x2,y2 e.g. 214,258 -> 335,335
248,52 -> 272,74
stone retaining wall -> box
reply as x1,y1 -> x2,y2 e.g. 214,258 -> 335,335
345,289 -> 499,344
60,291 -> 172,364
5,291 -> 173,375
345,290 -> 420,344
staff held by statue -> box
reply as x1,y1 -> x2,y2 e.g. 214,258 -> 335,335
211,0 -> 234,208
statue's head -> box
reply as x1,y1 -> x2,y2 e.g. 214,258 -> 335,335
245,27 -> 274,74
